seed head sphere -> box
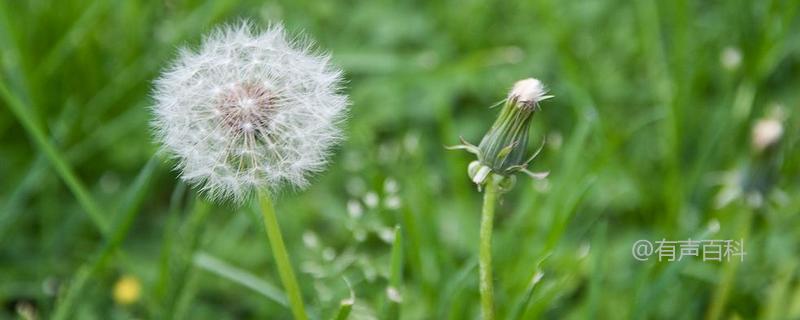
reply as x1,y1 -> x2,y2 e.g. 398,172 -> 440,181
151,21 -> 348,202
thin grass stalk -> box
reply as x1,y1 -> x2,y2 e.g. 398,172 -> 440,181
0,81 -> 109,234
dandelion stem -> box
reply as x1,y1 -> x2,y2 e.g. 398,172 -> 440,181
479,176 -> 499,320
258,190 -> 308,320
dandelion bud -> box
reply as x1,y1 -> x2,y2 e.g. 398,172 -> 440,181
151,21 -> 348,202
477,78 -> 551,175
448,78 -> 551,190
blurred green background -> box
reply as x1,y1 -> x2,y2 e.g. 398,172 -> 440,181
1,0 -> 799,319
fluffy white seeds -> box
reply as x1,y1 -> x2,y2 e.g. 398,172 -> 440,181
151,21 -> 348,202
509,78 -> 553,105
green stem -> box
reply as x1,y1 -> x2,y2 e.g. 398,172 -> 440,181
258,191 -> 308,320
479,177 -> 499,320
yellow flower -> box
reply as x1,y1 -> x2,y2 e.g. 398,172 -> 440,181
113,275 -> 141,305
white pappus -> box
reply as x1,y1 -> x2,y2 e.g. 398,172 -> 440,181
151,21 -> 349,202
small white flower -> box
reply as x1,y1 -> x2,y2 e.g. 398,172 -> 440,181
151,21 -> 348,202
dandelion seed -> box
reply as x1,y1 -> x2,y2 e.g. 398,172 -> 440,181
151,21 -> 348,203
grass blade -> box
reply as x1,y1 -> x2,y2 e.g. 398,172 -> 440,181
155,182 -> 187,302
160,198 -> 211,317
193,251 -> 288,306
508,270 -> 545,320
509,254 -> 550,320
0,80 -> 110,235
384,225 -> 403,320
332,278 -> 355,320
51,156 -> 159,320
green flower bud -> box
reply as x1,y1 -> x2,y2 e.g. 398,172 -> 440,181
448,78 -> 552,191
478,78 -> 551,175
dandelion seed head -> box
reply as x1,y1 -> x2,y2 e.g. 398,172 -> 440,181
151,21 -> 348,202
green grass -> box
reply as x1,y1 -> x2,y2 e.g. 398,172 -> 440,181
1,0 -> 800,319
